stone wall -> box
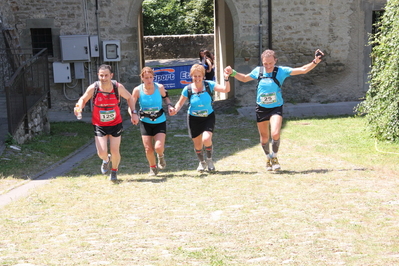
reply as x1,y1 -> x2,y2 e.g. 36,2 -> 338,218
0,0 -> 388,110
229,0 -> 386,106
13,100 -> 50,144
144,34 -> 214,60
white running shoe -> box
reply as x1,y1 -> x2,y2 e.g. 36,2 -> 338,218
271,157 -> 281,171
149,167 -> 159,176
206,158 -> 215,172
110,170 -> 118,183
266,157 -> 273,171
157,154 -> 166,169
101,154 -> 111,174
197,161 -> 207,172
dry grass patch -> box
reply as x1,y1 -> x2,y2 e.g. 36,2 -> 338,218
1,114 -> 399,265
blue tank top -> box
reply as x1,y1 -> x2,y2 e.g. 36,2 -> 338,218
182,81 -> 216,117
138,83 -> 166,124
249,66 -> 292,108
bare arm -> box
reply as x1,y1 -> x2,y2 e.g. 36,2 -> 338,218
127,86 -> 140,125
224,66 -> 254,83
158,83 -> 175,115
172,94 -> 187,116
76,85 -> 95,109
290,49 -> 324,76
117,83 -> 137,125
213,72 -> 231,93
118,83 -> 133,106
74,84 -> 95,116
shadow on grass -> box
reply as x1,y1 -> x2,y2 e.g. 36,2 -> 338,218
275,167 -> 368,175
118,170 -> 258,184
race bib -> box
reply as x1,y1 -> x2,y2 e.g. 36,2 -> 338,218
99,109 -> 116,122
143,107 -> 160,113
260,93 -> 277,105
192,110 -> 208,117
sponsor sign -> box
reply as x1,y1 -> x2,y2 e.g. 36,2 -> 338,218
153,65 -> 193,90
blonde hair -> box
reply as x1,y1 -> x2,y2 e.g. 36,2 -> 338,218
140,66 -> 155,77
190,64 -> 205,77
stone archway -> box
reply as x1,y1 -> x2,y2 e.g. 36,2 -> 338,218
135,0 -> 236,98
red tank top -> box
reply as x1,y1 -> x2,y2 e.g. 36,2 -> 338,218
92,87 -> 122,126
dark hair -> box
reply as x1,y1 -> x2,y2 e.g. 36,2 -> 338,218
98,64 -> 113,73
199,49 -> 205,61
204,50 -> 214,62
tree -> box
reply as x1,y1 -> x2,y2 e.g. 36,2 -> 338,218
356,0 -> 399,141
142,0 -> 214,35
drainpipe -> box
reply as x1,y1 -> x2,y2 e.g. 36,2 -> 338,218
95,0 -> 101,70
259,0 -> 263,65
268,0 -> 272,50
92,0 -> 101,111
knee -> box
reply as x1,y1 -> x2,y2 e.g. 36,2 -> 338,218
97,150 -> 107,158
271,133 -> 280,140
154,146 -> 163,154
144,145 -> 154,154
202,133 -> 212,143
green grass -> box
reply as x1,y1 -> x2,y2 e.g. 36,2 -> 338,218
1,113 -> 399,265
0,121 -> 93,193
167,88 -> 183,96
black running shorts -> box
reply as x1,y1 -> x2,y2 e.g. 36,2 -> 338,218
140,121 -> 166,136
93,123 -> 123,137
187,112 -> 215,139
256,105 -> 283,122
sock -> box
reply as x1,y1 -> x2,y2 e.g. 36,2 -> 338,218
272,138 -> 280,154
150,165 -> 157,168
158,154 -> 164,158
195,149 -> 204,161
205,145 -> 213,159
261,143 -> 270,156
111,168 -> 118,172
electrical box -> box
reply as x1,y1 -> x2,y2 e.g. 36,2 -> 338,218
74,62 -> 85,79
102,40 -> 121,62
53,62 -> 71,83
89,35 -> 100,58
60,35 -> 90,62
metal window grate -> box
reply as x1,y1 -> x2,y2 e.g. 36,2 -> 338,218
30,28 -> 53,56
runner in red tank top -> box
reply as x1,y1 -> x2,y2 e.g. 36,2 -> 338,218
92,82 -> 123,127
74,64 -> 136,182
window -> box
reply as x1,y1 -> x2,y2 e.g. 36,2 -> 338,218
30,28 -> 53,56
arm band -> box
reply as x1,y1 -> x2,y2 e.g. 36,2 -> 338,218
230,69 -> 237,77
162,91 -> 169,99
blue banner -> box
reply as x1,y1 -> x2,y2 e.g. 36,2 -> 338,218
153,65 -> 193,90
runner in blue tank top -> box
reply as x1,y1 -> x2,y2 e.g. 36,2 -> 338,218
224,49 -> 324,171
129,67 -> 175,176
171,64 -> 231,173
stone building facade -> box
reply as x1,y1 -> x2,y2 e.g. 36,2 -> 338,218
0,0 -> 387,110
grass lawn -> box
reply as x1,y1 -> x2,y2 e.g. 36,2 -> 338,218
1,111 -> 399,265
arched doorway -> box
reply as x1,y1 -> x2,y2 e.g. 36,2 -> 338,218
136,0 -> 235,99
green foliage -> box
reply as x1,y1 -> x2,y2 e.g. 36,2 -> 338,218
142,0 -> 214,35
5,133 -> 16,146
356,0 -> 399,141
